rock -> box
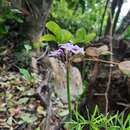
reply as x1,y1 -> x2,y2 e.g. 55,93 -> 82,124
41,57 -> 83,103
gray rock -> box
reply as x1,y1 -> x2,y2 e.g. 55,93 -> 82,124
43,57 -> 83,103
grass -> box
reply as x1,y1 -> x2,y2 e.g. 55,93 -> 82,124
65,106 -> 130,130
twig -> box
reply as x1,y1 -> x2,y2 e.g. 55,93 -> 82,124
94,93 -> 105,96
84,58 -> 118,65
65,55 -> 72,118
36,45 -> 49,61
105,9 -> 113,116
117,102 -> 130,108
117,102 -> 130,112
104,9 -> 113,130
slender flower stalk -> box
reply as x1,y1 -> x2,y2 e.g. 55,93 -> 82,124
48,42 -> 84,117
66,60 -> 72,116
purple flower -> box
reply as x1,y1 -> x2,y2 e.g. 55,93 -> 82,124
48,42 -> 84,57
48,48 -> 64,57
60,43 -> 75,51
71,45 -> 84,54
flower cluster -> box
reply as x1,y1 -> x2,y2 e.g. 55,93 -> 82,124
48,42 -> 84,57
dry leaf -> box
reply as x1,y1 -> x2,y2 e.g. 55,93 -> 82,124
85,47 -> 99,57
37,106 -> 46,115
70,53 -> 84,63
118,61 -> 130,76
9,107 -> 21,116
97,45 -> 112,55
85,45 -> 111,57
97,45 -> 108,53
99,50 -> 112,55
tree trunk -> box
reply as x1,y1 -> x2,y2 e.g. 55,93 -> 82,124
116,9 -> 130,35
11,0 -> 53,43
105,0 -> 123,36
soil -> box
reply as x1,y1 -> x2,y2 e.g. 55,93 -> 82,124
80,38 -> 130,117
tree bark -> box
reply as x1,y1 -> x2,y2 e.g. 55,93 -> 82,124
11,0 -> 53,43
116,9 -> 130,35
105,0 -> 123,36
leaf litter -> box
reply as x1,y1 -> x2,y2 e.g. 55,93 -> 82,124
0,68 -> 67,130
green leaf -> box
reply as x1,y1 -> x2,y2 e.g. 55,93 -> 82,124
0,17 -> 5,23
74,27 -> 86,44
16,97 -> 29,105
76,27 -> 86,39
77,124 -> 81,130
85,32 -> 96,43
19,68 -> 32,81
58,109 -> 69,117
7,117 -> 13,125
35,127 -> 40,130
107,127 -> 118,130
24,44 -> 32,52
40,34 -> 56,42
10,9 -> 22,14
61,29 -> 73,43
126,127 -> 130,130
20,113 -> 37,124
16,86 -> 25,91
0,24 -> 8,35
46,21 -> 61,42
23,89 -> 35,96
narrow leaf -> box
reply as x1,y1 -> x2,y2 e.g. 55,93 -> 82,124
19,68 -> 32,81
16,97 -> 29,105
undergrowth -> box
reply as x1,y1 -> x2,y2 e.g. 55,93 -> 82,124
65,106 -> 130,130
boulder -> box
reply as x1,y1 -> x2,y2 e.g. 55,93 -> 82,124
41,57 -> 83,103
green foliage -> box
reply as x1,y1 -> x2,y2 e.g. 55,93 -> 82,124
107,112 -> 130,130
0,7 -> 23,38
61,29 -> 73,43
41,21 -> 96,44
73,27 -> 96,44
46,21 -> 62,41
15,43 -> 32,67
124,26 -> 130,40
67,0 -> 85,13
19,68 -> 33,82
65,107 -> 130,130
35,127 -> 40,130
65,106 -> 105,130
24,44 -> 32,53
41,21 -> 73,44
75,27 -> 87,43
16,97 -> 29,105
51,0 -> 105,34
20,113 -> 37,124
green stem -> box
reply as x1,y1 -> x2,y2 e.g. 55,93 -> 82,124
66,61 -> 72,117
